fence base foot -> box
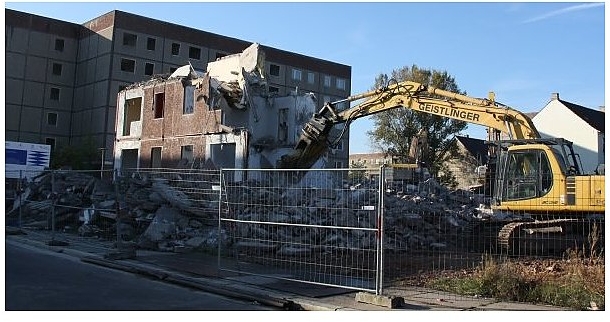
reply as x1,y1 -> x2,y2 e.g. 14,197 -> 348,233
355,292 -> 404,309
46,240 -> 69,246
6,227 -> 26,235
104,249 -> 136,260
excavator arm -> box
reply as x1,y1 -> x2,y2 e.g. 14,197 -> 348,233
279,80 -> 540,169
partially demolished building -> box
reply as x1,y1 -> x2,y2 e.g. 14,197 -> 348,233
114,43 -> 331,176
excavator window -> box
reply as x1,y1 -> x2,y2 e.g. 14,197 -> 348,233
540,152 -> 553,193
503,150 -> 552,201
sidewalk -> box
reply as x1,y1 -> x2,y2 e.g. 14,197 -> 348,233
5,227 -> 568,311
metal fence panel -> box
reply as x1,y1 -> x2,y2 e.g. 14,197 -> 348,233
380,164 -> 605,291
218,168 -> 381,293
114,168 -> 222,251
6,169 -> 118,246
6,168 -> 223,253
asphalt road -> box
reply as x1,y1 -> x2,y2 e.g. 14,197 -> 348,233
5,241 -> 276,311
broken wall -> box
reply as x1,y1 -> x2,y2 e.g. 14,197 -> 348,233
246,93 -> 318,169
439,141 -> 485,190
114,42 -> 320,174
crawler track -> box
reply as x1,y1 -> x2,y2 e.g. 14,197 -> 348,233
497,218 -> 604,256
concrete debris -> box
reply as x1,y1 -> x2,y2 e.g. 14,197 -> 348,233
169,64 -> 201,79
151,180 -> 193,210
6,169 -> 519,255
223,178 -> 491,253
5,171 -> 220,252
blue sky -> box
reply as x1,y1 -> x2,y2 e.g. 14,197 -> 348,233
5,1 -> 606,154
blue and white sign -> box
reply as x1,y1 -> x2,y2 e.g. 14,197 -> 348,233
5,141 -> 51,179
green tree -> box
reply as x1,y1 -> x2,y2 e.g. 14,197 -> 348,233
50,138 -> 99,170
367,65 -> 467,184
348,160 -> 367,183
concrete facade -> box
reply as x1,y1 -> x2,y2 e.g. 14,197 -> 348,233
348,152 -> 393,179
5,8 -> 351,168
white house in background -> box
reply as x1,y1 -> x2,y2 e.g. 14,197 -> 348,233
532,93 -> 605,174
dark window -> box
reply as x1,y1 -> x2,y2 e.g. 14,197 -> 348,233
189,46 -> 201,60
144,63 -> 154,76
50,88 -> 60,100
184,87 -> 194,114
269,64 -> 280,76
154,93 -> 165,119
269,86 -> 279,93
181,145 -> 194,162
54,38 -> 64,52
120,58 -> 136,73
151,147 -> 162,168
52,63 -> 62,76
147,37 -> 156,51
123,33 -> 137,46
171,43 -> 180,55
47,112 -> 58,126
307,72 -> 315,84
292,69 -> 302,81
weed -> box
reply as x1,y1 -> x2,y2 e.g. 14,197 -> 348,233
424,253 -> 605,310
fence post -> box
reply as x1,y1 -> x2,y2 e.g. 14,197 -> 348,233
217,169 -> 223,269
51,170 -> 56,239
104,168 -> 135,260
377,164 -> 386,295
114,169 -> 123,251
46,170 -> 69,246
18,170 -> 23,229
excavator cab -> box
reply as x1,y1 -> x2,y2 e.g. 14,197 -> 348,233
490,138 -> 598,213
499,148 -> 553,201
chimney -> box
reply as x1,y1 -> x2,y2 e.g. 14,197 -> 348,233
551,92 -> 559,100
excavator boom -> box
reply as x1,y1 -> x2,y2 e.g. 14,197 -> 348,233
279,80 -> 539,169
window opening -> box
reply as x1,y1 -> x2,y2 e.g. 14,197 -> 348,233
154,93 -> 165,119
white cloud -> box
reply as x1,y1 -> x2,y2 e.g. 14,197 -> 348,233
522,2 -> 604,23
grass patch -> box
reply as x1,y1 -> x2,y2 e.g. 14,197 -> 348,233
425,252 -> 605,310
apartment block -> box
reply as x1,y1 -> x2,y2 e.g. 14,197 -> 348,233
5,8 -> 352,168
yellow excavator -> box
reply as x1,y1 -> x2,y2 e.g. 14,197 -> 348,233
279,80 -> 605,254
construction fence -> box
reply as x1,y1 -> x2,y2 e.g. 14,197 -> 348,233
5,166 -> 605,297
217,168 -> 381,293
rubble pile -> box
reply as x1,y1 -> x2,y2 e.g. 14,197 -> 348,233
6,171 -> 222,251
7,170 -> 489,254
223,177 -> 487,255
